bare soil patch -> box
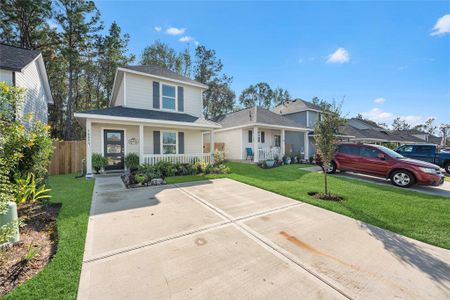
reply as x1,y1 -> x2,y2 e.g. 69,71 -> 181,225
307,191 -> 343,201
0,202 -> 60,297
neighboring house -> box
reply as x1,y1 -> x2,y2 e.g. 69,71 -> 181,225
272,99 -> 322,157
208,106 -> 310,162
74,65 -> 220,177
0,43 -> 53,126
393,129 -> 443,146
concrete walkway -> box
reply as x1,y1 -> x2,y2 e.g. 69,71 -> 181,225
78,177 -> 450,299
303,165 -> 450,198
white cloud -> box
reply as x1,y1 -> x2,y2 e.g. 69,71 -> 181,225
361,108 -> 427,126
298,58 -> 304,63
431,14 -> 450,36
326,47 -> 350,64
166,27 -> 186,35
373,97 -> 386,104
154,26 -> 162,32
179,36 -> 194,43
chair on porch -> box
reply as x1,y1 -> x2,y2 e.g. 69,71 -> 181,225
245,147 -> 254,160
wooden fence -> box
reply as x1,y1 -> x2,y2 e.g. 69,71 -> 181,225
48,140 -> 86,175
203,143 -> 225,153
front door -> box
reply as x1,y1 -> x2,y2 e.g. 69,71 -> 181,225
103,130 -> 124,171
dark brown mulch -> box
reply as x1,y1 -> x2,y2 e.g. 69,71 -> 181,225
307,192 -> 344,201
0,202 -> 60,297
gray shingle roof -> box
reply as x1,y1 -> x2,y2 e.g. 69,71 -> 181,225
213,106 -> 307,129
0,44 -> 41,72
122,65 -> 207,87
75,106 -> 219,127
339,124 -> 425,143
272,98 -> 322,115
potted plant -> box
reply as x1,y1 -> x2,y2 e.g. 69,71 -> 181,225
265,159 -> 275,167
283,155 -> 291,165
125,153 -> 140,172
92,153 -> 108,174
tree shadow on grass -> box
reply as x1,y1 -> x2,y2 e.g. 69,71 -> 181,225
341,204 -> 450,292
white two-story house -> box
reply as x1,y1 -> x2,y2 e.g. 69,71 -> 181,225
75,65 -> 220,177
0,44 -> 53,126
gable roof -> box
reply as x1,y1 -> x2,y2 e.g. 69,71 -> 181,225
349,118 -> 384,130
213,106 -> 308,130
120,65 -> 208,88
272,98 -> 322,115
339,124 -> 425,143
0,44 -> 41,72
74,106 -> 220,128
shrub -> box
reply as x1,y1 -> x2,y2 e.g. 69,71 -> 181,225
135,174 -> 146,185
213,150 -> 225,165
194,161 -> 210,174
155,161 -> 176,178
14,173 -> 51,204
210,164 -> 230,174
125,153 -> 140,170
138,163 -> 162,180
92,153 -> 107,174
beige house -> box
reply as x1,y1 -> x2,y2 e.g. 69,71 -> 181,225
75,65 -> 220,177
206,107 -> 311,162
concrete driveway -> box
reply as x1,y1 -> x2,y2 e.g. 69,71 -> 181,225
78,177 -> 450,299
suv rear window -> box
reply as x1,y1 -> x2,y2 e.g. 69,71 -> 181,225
338,145 -> 360,155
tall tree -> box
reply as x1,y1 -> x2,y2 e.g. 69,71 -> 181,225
98,22 -> 135,104
140,41 -> 190,76
391,117 -> 411,131
0,0 -> 53,48
239,82 -> 273,109
55,0 -> 102,140
194,45 -> 235,118
413,117 -> 437,135
272,87 -> 291,106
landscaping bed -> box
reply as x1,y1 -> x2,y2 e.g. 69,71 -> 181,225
0,202 -> 60,297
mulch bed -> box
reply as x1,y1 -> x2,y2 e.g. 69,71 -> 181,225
308,191 -> 343,201
0,202 -> 60,297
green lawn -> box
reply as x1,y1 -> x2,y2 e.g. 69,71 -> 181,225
4,174 -> 94,300
167,162 -> 450,249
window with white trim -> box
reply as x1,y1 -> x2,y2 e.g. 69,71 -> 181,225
258,131 -> 265,143
162,132 -> 177,154
162,84 -> 176,110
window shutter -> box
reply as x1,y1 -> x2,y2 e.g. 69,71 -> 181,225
177,86 -> 184,112
153,131 -> 160,154
178,132 -> 184,154
261,132 -> 265,143
153,81 -> 160,109
248,130 -> 252,143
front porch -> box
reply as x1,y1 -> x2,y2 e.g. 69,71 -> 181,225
82,118 -> 219,177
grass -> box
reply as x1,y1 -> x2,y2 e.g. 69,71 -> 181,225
4,174 -> 94,300
167,162 -> 450,249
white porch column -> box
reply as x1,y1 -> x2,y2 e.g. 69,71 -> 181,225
281,129 -> 286,157
304,131 -> 309,160
253,126 -> 259,162
210,130 -> 215,163
139,125 -> 144,164
85,119 -> 93,178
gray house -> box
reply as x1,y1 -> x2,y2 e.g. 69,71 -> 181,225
0,44 -> 53,126
273,99 -> 322,158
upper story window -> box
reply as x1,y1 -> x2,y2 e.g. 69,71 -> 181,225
162,84 -> 176,110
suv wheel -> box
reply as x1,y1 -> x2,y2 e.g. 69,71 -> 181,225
390,170 -> 415,188
324,161 -> 337,174
444,162 -> 450,175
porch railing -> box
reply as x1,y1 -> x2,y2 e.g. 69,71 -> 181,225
143,153 -> 212,165
258,147 -> 281,160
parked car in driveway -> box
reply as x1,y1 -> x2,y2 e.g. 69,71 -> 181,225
327,143 -> 444,188
395,144 -> 450,174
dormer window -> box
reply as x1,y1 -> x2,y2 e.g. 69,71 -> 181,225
162,84 -> 176,110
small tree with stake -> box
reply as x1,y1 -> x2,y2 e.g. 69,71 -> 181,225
313,100 -> 346,199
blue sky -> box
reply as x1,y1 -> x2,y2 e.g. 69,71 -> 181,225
95,1 -> 450,127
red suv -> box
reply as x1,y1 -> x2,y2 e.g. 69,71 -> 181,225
328,143 -> 445,188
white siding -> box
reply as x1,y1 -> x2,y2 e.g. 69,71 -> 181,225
214,129 -> 243,160
0,69 -> 13,83
15,60 -> 48,125
115,79 -> 125,106
123,72 -> 203,117
92,123 -> 203,156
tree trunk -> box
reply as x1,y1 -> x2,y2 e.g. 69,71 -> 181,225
324,172 -> 328,195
